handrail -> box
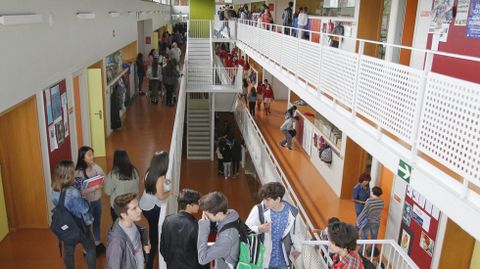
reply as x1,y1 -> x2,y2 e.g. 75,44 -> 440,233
234,95 -> 316,234
303,240 -> 420,269
236,19 -> 480,64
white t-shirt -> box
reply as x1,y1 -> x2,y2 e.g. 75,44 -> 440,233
139,172 -> 167,211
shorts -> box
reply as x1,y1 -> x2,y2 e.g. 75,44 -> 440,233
263,97 -> 272,104
256,94 -> 263,101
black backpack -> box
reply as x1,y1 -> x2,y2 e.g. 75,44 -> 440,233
50,191 -> 86,255
360,254 -> 376,269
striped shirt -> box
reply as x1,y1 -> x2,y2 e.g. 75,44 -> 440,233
358,197 -> 384,224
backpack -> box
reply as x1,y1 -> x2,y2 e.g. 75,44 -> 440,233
50,191 -> 86,255
219,218 -> 265,269
320,143 -> 332,164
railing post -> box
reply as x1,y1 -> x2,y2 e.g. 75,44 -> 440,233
351,40 -> 364,121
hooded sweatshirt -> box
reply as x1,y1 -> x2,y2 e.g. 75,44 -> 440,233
107,219 -> 142,269
197,209 -> 240,269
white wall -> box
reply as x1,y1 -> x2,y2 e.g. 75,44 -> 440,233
263,70 -> 289,100
0,0 -> 171,114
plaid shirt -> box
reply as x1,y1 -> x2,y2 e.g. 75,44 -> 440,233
333,251 -> 364,269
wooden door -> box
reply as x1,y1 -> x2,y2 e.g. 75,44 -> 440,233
0,166 -> 8,240
87,68 -> 106,157
73,75 -> 84,148
0,97 -> 48,229
340,137 -> 369,199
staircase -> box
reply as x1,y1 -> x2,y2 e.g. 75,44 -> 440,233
187,39 -> 213,85
186,93 -> 212,159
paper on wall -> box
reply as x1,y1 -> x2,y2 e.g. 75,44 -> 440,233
61,93 -> 69,137
424,199 -> 433,215
48,124 -> 58,152
413,204 -> 431,232
431,206 -> 440,220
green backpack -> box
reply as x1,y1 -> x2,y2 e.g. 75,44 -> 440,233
219,218 -> 265,269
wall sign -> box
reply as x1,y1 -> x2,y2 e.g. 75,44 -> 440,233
467,0 -> 480,39
397,159 -> 412,183
455,0 -> 471,26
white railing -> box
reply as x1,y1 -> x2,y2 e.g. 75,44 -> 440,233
212,19 -> 237,39
188,19 -> 211,39
233,95 -> 329,268
302,240 -> 419,269
235,19 -> 480,216
187,66 -> 239,86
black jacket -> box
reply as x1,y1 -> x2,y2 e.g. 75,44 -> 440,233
160,212 -> 205,269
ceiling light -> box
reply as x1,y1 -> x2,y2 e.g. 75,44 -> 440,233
0,14 -> 43,25
108,11 -> 120,17
76,12 -> 95,20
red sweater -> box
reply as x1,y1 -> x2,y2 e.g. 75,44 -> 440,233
263,86 -> 274,99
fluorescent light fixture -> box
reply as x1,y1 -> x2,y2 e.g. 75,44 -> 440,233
76,12 -> 95,19
108,11 -> 120,17
0,14 -> 43,25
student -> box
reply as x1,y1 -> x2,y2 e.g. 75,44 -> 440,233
364,247 -> 385,269
160,189 -> 205,269
221,141 -> 232,179
162,55 -> 180,106
357,187 -> 384,240
231,139 -> 242,177
247,87 -> 257,116
246,182 -> 302,269
74,146 -> 106,254
352,173 -> 371,216
107,193 -> 151,269
197,192 -> 240,269
262,80 -> 274,115
136,53 -> 146,95
139,151 -> 174,269
51,160 -> 96,269
313,217 -> 340,240
147,55 -> 162,104
282,2 -> 294,34
104,149 -> 140,222
279,116 -> 299,150
328,222 -> 364,269
285,105 -> 297,119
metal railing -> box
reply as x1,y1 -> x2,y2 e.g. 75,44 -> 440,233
302,240 -> 420,269
187,66 -> 239,86
188,19 -> 211,39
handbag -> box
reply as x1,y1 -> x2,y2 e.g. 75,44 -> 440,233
320,144 -> 332,164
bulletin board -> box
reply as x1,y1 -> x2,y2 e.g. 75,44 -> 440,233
43,80 -> 72,175
399,185 -> 441,269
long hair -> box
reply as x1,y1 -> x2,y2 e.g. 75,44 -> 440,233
51,160 -> 76,192
75,146 -> 94,171
112,149 -> 136,180
145,151 -> 169,195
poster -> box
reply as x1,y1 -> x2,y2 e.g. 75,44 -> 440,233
55,122 -> 65,146
61,93 -> 69,137
419,231 -> 435,257
455,0 -> 471,26
439,23 -> 450,42
429,0 -> 454,32
467,0 -> 480,39
403,202 -> 412,225
399,225 -> 413,254
50,85 -> 62,122
48,124 -> 58,152
106,50 -> 123,85
413,204 -> 431,232
45,88 -> 53,125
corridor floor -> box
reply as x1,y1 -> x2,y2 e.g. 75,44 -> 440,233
250,100 -> 387,237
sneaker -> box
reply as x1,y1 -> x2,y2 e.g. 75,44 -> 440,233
280,143 -> 285,148
225,177 -> 228,180
288,147 -> 293,150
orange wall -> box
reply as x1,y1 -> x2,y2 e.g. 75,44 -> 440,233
399,0 -> 418,65
73,76 -> 83,147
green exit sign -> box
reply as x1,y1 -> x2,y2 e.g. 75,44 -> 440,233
398,160 -> 412,183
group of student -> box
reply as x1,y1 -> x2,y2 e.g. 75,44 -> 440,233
135,43 -> 181,105
50,147 -> 172,269
216,132 -> 243,179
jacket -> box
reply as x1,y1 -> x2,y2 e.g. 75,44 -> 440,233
106,220 -> 138,269
197,209 -> 240,269
160,211 -> 204,269
280,118 -> 294,131
51,186 -> 93,226
245,201 -> 303,268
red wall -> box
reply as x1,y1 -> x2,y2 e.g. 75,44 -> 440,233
43,80 -> 72,175
427,1 -> 480,83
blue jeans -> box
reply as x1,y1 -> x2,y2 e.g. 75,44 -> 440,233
89,199 -> 102,243
361,222 -> 380,240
